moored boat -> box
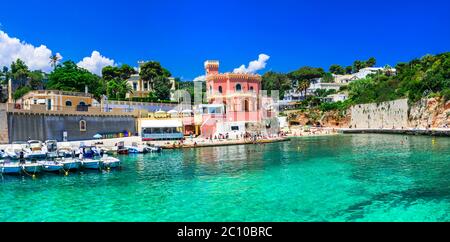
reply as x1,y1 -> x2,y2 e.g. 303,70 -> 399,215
0,162 -> 22,175
25,140 -> 47,160
21,162 -> 43,174
45,140 -> 59,159
38,161 -> 63,172
101,156 -> 121,169
79,146 -> 102,169
117,141 -> 129,155
57,158 -> 81,170
80,159 -> 102,169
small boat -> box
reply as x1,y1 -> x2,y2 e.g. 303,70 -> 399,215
101,155 -> 121,169
126,146 -> 142,154
79,146 -> 102,169
145,145 -> 162,153
45,140 -> 59,159
4,143 -> 24,160
21,162 -> 43,174
38,160 -> 63,172
57,158 -> 81,170
25,140 -> 47,160
80,159 -> 102,169
1,162 -> 22,175
57,144 -> 77,158
99,146 -> 117,155
117,141 -> 129,155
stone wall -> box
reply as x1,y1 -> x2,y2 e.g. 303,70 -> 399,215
350,98 -> 450,129
350,99 -> 409,129
7,114 -> 136,142
0,104 -> 9,144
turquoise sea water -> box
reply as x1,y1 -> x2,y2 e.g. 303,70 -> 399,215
1,134 -> 449,222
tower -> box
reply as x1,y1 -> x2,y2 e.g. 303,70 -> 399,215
204,60 -> 219,76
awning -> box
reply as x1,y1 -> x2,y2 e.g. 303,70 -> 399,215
141,119 -> 183,128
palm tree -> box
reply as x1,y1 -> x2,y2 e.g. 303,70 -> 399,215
295,79 -> 310,99
49,54 -> 61,70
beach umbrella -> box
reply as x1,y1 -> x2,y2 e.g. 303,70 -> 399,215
93,134 -> 102,139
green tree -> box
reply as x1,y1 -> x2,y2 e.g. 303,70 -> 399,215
139,61 -> 171,90
28,70 -> 45,90
262,71 -> 291,99
329,64 -> 345,75
47,61 -> 104,98
289,67 -> 324,98
321,72 -> 334,83
11,59 -> 30,88
366,57 -> 376,67
102,64 -> 136,81
13,86 -> 31,100
152,76 -> 171,100
352,60 -> 365,73
106,78 -> 132,99
345,66 -> 353,74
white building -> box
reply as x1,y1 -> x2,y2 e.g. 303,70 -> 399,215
323,93 -> 348,103
126,61 -> 176,99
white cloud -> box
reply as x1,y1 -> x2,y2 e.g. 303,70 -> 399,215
193,75 -> 205,82
0,30 -> 62,73
233,54 -> 270,74
77,51 -> 115,76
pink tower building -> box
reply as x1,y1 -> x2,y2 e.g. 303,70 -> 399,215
199,60 -> 275,137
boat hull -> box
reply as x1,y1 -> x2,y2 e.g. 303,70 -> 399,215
42,165 -> 62,172
61,161 -> 81,170
102,158 -> 121,168
21,164 -> 43,173
1,164 -> 22,174
81,160 -> 102,169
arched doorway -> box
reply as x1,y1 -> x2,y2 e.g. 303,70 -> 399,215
244,99 -> 249,112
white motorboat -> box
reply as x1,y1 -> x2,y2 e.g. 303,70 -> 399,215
80,159 -> 102,169
4,143 -> 25,160
38,160 -> 63,172
101,155 -> 121,169
25,140 -> 47,160
0,162 -> 22,174
57,144 -> 77,158
45,140 -> 59,159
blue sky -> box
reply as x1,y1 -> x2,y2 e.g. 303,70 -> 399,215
1,0 -> 449,80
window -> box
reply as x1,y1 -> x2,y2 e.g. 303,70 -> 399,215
235,84 -> 242,92
210,85 -> 212,94
133,83 -> 138,91
231,126 -> 239,131
144,82 -> 148,90
218,86 -> 223,93
65,101 -> 72,106
250,86 -> 254,92
79,102 -> 86,106
79,120 -> 87,132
